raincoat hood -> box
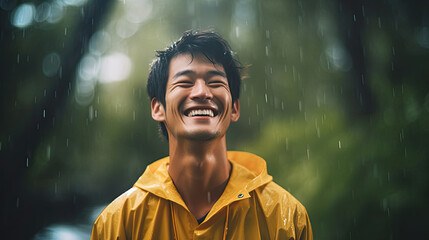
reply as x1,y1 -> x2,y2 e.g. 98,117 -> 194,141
134,151 -> 273,213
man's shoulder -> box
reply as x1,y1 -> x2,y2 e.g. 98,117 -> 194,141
256,181 -> 307,214
96,187 -> 150,220
91,187 -> 153,239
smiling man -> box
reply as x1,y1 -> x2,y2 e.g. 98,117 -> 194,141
91,30 -> 313,240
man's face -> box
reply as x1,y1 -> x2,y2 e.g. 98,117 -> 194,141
151,53 -> 240,141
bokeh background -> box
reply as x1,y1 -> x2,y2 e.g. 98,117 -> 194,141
1,0 -> 429,239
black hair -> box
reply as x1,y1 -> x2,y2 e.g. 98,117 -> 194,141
146,30 -> 242,138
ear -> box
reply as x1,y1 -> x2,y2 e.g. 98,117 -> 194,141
151,98 -> 166,122
231,99 -> 240,122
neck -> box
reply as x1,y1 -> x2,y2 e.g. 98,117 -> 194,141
167,136 -> 231,220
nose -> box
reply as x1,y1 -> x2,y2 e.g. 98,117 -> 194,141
190,79 -> 213,100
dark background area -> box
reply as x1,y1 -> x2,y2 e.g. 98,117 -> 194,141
1,0 -> 429,239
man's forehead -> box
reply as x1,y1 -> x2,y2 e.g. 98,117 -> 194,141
168,52 -> 225,76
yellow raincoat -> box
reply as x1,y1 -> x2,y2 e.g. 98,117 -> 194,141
91,151 -> 313,240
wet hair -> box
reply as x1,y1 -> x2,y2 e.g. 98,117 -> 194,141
147,30 -> 242,138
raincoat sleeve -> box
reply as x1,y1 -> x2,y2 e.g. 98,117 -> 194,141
286,196 -> 313,240
90,198 -> 129,240
91,212 -> 128,240
258,182 -> 313,240
90,188 -> 145,240
274,199 -> 313,240
296,207 -> 313,240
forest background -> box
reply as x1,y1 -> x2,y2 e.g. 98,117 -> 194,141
1,0 -> 429,239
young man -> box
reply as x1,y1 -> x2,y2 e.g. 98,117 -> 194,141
91,30 -> 313,240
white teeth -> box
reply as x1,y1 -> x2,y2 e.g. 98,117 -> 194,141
188,109 -> 214,117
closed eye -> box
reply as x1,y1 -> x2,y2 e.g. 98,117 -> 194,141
208,80 -> 227,87
177,81 -> 193,87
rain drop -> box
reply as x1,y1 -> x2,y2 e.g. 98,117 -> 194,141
47,145 -> 51,160
306,147 -> 310,160
34,2 -> 51,23
42,52 -> 61,77
62,0 -> 88,7
78,54 -> 99,81
47,3 -> 64,24
115,18 -> 138,39
11,3 -> 35,28
89,105 -> 94,121
89,30 -> 111,56
98,53 -> 132,83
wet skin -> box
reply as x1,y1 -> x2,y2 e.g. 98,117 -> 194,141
150,53 -> 240,220
151,53 -> 239,142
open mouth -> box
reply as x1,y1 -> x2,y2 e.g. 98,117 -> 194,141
184,108 -> 218,117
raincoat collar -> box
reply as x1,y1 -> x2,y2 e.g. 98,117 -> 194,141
133,151 -> 273,214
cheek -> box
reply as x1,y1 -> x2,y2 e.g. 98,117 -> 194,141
219,91 -> 233,108
165,90 -> 180,106
215,87 -> 232,100
165,91 -> 186,115
216,91 -> 233,120
167,88 -> 189,100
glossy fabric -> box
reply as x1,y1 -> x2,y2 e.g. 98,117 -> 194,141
91,151 -> 313,240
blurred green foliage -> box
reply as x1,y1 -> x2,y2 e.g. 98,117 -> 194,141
1,0 -> 429,239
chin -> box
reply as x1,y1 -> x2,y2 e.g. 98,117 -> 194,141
185,131 -> 220,141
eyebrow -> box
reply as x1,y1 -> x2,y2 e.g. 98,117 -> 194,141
207,70 -> 226,78
172,70 -> 226,80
